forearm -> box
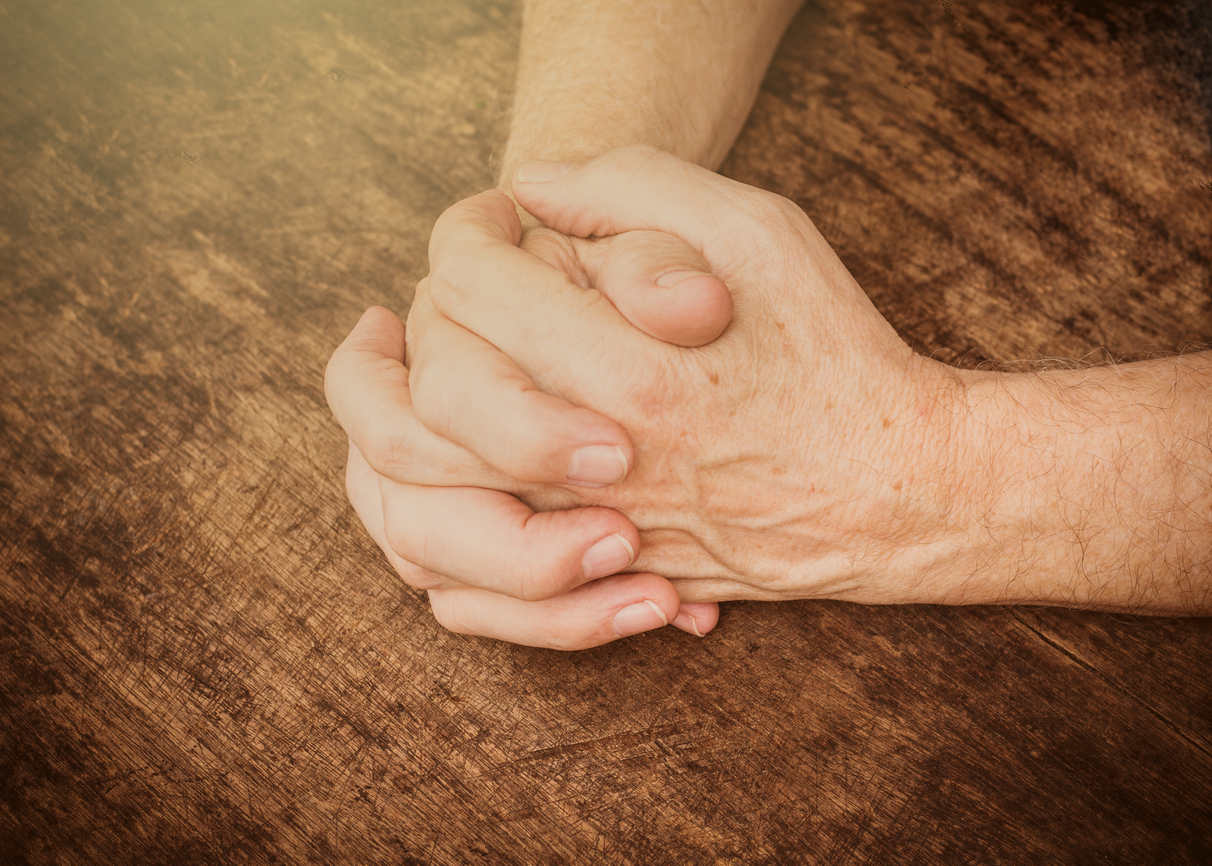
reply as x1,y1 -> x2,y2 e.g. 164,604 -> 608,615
497,0 -> 803,187
959,352 -> 1212,614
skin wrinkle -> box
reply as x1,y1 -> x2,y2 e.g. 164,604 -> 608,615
625,375 -> 955,596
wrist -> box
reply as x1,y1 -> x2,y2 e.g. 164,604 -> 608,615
950,355 -> 1212,614
844,353 -> 985,606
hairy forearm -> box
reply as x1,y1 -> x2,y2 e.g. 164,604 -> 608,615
959,352 -> 1212,614
497,0 -> 803,187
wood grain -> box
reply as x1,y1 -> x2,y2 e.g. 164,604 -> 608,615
1,1 -> 1209,863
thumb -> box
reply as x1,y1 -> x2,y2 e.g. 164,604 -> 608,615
579,230 -> 733,347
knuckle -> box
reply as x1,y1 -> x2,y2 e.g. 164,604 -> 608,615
516,565 -> 564,603
771,195 -> 811,233
398,561 -> 443,592
406,358 -> 454,435
427,593 -> 470,634
520,228 -> 579,274
510,528 -> 565,603
729,189 -> 810,257
382,509 -> 456,590
599,231 -> 650,273
511,513 -> 583,601
430,196 -> 481,248
382,516 -> 417,563
746,188 -> 800,228
362,421 -> 414,479
424,250 -> 473,314
383,523 -> 445,593
427,192 -> 516,312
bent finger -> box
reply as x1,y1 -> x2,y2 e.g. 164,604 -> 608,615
427,573 -> 683,650
378,469 -> 642,602
407,286 -> 634,487
345,438 -> 451,591
326,306 -> 506,487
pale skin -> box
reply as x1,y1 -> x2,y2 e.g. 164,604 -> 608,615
325,1 -> 1212,649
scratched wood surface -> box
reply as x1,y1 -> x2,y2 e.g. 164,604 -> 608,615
1,0 -> 1210,863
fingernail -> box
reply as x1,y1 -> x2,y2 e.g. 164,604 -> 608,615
612,600 -> 669,638
581,533 -> 635,580
566,445 -> 628,486
655,269 -> 707,288
517,160 -> 573,183
672,609 -> 705,637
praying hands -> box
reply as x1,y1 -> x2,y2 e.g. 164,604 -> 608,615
326,147 -> 1212,648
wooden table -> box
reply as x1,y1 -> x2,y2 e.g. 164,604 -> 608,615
3,1 -> 1210,862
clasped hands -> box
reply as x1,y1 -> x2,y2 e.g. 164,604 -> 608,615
326,146 -> 984,650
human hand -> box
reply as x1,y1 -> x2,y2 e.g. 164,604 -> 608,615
339,146 -> 1212,621
403,146 -> 983,605
326,205 -> 731,648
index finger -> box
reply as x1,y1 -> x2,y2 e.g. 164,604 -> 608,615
325,306 -> 504,487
